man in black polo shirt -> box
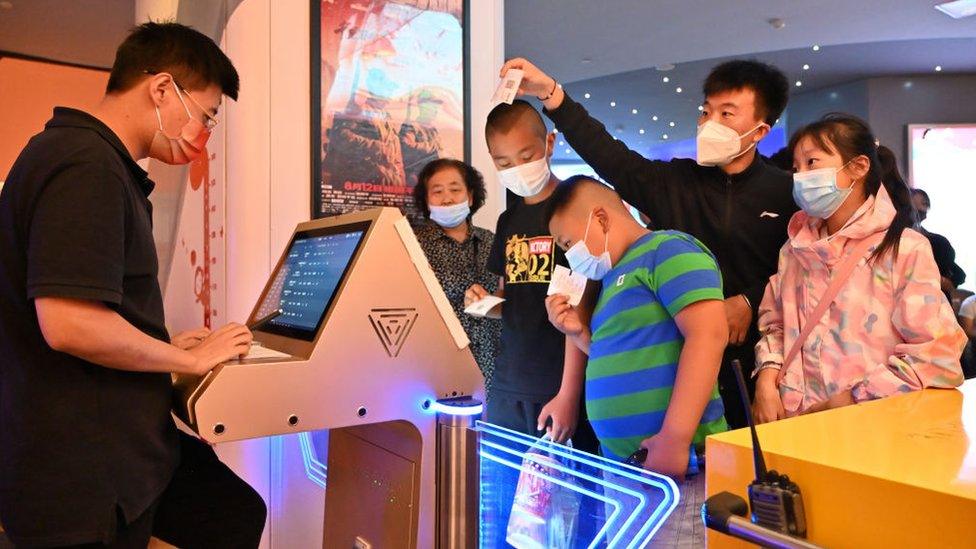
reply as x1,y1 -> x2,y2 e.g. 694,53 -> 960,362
0,23 -> 264,548
501,58 -> 796,429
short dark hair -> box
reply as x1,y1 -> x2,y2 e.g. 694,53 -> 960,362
485,99 -> 548,141
107,22 -> 240,100
542,175 -> 603,227
911,188 -> 930,205
703,60 -> 789,126
413,159 -> 487,218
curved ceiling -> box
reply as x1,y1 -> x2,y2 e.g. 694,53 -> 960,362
0,0 -> 133,68
505,0 -> 976,83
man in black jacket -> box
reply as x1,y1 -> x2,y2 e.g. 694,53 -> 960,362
503,58 -> 796,429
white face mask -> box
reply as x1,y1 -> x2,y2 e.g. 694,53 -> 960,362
428,201 -> 470,228
565,211 -> 612,281
695,120 -> 765,167
792,160 -> 857,219
497,141 -> 551,197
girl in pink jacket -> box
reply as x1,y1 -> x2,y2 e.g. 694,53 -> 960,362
753,114 -> 965,422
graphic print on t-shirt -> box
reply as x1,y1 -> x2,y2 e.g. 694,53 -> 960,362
504,234 -> 554,284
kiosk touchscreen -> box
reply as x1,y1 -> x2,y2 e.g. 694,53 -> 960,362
174,207 -> 483,548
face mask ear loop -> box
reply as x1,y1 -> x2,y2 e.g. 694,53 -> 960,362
583,210 -> 594,245
603,218 -> 610,254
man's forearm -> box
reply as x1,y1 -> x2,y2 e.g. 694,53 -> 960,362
37,298 -> 198,374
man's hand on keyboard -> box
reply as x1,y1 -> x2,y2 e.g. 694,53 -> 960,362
186,323 -> 253,375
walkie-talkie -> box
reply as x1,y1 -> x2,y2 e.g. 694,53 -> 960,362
731,359 -> 807,538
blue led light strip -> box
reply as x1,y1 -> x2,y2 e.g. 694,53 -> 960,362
298,432 -> 327,489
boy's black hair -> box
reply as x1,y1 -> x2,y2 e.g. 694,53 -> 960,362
485,99 -> 548,141
543,175 -> 604,227
703,60 -> 789,126
412,159 -> 487,218
107,21 -> 240,100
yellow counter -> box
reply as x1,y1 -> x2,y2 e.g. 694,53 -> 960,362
706,380 -> 976,548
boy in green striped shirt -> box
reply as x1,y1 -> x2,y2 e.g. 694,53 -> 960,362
544,176 -> 729,544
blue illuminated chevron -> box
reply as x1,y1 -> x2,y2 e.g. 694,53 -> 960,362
477,421 -> 679,549
299,431 -> 327,489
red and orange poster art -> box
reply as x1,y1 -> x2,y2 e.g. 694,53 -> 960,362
313,0 -> 465,223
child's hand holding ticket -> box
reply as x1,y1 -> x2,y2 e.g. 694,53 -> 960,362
547,265 -> 586,306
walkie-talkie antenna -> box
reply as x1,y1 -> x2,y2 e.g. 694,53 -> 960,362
731,359 -> 767,480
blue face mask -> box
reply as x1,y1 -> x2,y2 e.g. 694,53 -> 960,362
565,211 -> 612,281
792,160 -> 856,219
429,201 -> 470,228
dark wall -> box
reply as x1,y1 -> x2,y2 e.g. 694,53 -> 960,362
786,74 -> 976,175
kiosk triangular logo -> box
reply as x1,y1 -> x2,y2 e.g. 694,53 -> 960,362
368,308 -> 418,358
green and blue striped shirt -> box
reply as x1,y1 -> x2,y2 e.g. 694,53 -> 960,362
587,231 -> 728,461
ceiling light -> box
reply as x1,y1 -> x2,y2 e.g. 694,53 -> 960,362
903,81 -> 914,89
935,65 -> 943,72
610,101 -> 616,107
662,134 -> 669,139
669,121 -> 676,127
559,141 -> 565,146
830,91 -> 839,99
698,105 -> 704,111
631,108 -> 639,114
768,18 -> 785,29
676,87 -> 683,93
812,44 -> 821,52
652,115 -> 659,121
565,148 -> 571,154
663,76 -> 670,83
935,0 -> 976,19
584,92 -> 591,99
803,64 -> 810,71
795,81 -> 803,87
639,129 -> 646,135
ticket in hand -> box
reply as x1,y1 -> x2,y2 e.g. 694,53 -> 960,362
492,68 -> 524,106
464,295 -> 505,317
547,265 -> 587,307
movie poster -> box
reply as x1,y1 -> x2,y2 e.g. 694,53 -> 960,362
313,0 -> 466,222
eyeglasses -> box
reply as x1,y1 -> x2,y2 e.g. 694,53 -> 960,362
144,70 -> 220,131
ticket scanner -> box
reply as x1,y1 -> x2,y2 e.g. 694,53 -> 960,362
174,207 -> 483,548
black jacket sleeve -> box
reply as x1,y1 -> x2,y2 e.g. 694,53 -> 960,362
545,93 -> 679,221
742,279 -> 768,320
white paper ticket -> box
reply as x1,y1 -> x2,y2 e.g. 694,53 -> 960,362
547,265 -> 587,306
492,68 -> 524,105
464,295 -> 505,317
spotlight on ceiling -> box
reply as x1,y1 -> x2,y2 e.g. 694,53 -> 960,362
663,76 -> 670,83
935,65 -> 943,72
803,64 -> 810,71
610,101 -> 616,107
812,44 -> 821,52
662,134 -> 669,139
795,81 -> 803,87
676,87 -> 683,93
639,129 -> 645,134
632,108 -> 639,114
584,92 -> 591,99
652,115 -> 659,121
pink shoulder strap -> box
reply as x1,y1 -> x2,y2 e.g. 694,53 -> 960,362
777,235 -> 882,384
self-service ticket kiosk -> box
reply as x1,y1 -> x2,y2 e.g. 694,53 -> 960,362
174,207 -> 483,548
172,206 -> 684,548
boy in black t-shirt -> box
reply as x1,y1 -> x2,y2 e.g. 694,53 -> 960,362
464,100 -> 597,453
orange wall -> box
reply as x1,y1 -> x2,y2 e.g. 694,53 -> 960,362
0,56 -> 109,180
